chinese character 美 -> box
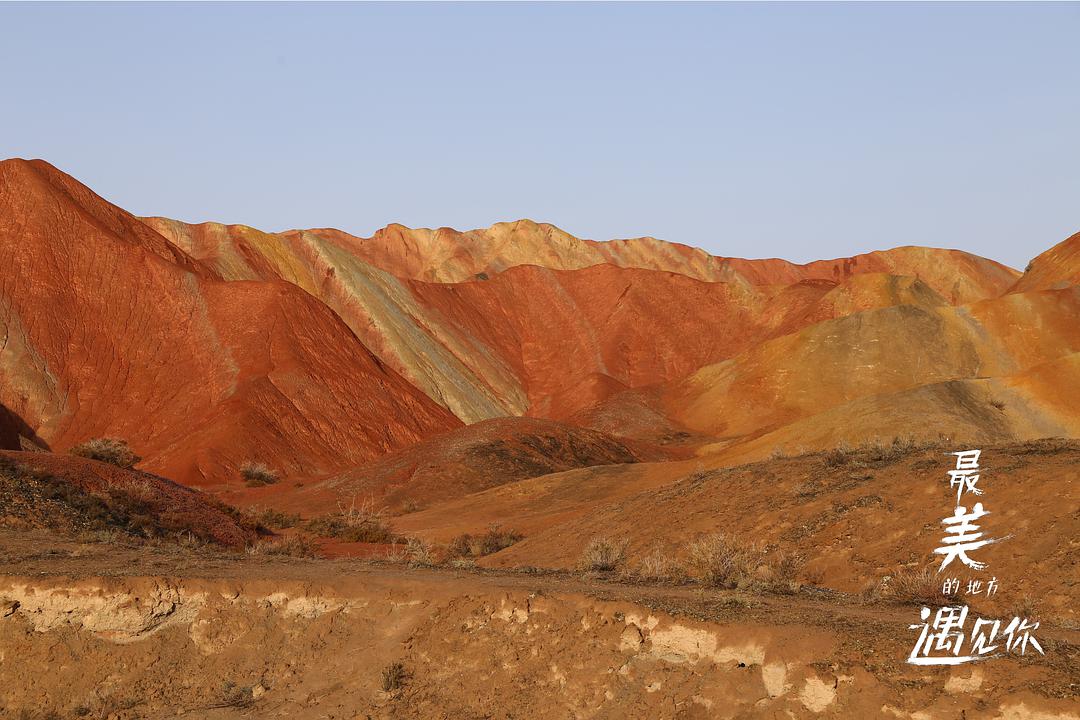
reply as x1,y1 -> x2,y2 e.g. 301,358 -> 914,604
908,606 -> 977,665
948,449 -> 983,505
934,502 -> 1007,572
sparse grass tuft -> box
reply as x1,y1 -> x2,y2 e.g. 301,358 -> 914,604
1014,437 -> 1075,456
763,549 -> 806,593
405,537 -> 436,567
381,662 -> 408,692
246,534 -> 320,559
248,507 -> 300,530
823,436 -> 929,469
579,536 -> 628,572
626,546 -> 686,583
384,543 -> 408,563
303,496 -> 396,543
686,534 -> 763,588
240,462 -> 279,487
878,566 -> 958,606
1011,593 -> 1041,620
69,438 -> 140,469
447,523 -> 524,558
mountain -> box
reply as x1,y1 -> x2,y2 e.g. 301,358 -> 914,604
1,158 -> 1073,498
0,159 -> 460,487
1010,230 -> 1080,292
287,220 -> 1019,303
142,217 -> 1020,424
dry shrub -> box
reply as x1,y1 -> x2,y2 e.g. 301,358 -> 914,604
216,682 -> 254,709
69,438 -> 140,469
447,523 -> 524,558
627,547 -> 686,583
249,507 -> 300,530
686,534 -> 763,588
763,549 -> 806,593
823,437 -> 927,469
449,557 -> 477,569
384,543 -> 407,563
246,534 -> 320,559
240,462 -> 279,487
1011,593 -> 1041,620
880,566 -> 957,605
1015,437 -> 1074,456
579,536 -> 628,572
381,662 -> 408,692
405,537 -> 436,567
303,496 -> 395,543
823,441 -> 854,467
400,498 -> 423,514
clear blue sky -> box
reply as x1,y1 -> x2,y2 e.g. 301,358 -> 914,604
3,2 -> 1078,269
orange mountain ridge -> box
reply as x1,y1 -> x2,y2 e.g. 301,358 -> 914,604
1,157 -> 1077,499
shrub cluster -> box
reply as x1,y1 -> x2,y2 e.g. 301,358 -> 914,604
871,565 -> 958,605
1,458 -> 205,542
579,532 -> 807,592
822,436 -> 932,468
69,438 -> 140,469
447,523 -> 523,559
246,534 -> 320,558
381,662 -> 408,692
240,462 -> 279,487
302,497 -> 395,543
578,536 -> 628,572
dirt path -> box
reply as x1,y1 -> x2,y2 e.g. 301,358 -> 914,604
2,530 -> 1078,719
4,529 -> 1080,649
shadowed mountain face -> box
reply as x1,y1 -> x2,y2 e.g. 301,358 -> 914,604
1,158 -> 1076,497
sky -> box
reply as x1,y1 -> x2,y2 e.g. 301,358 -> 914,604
2,2 -> 1078,269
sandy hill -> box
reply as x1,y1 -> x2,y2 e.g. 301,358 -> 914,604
395,439 -> 1079,619
241,415 -> 679,516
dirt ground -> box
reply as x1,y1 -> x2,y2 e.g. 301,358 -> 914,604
1,530 -> 1077,720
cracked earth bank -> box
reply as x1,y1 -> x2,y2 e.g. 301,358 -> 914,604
1,540 -> 1077,719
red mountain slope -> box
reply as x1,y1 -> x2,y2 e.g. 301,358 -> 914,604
0,159 -> 459,487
